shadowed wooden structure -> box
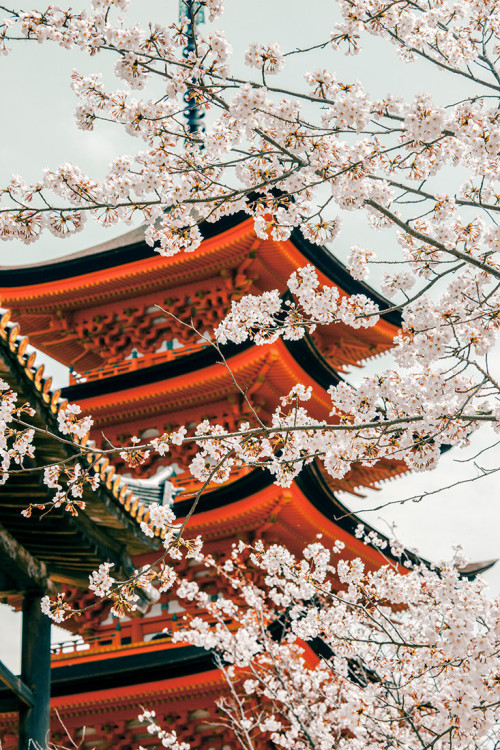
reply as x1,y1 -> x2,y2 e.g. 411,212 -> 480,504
0,323 -> 155,749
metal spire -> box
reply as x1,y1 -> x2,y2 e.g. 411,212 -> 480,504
179,0 -> 205,136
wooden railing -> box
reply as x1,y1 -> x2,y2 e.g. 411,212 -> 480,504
51,634 -> 101,656
51,633 -> 172,660
170,464 -> 252,501
69,342 -> 209,384
50,614 -> 235,662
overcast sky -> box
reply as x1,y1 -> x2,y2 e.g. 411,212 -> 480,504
0,0 -> 498,674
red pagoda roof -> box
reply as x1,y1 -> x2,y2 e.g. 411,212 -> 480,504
0,214 -> 399,372
61,329 -> 405,493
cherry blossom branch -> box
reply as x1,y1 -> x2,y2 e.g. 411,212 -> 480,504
366,199 -> 500,280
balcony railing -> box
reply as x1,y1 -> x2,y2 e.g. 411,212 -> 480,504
51,632 -> 172,660
69,342 -> 209,384
50,613 -> 235,662
170,464 -> 252,501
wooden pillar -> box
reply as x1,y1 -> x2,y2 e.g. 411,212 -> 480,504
18,593 -> 51,750
131,617 -> 143,644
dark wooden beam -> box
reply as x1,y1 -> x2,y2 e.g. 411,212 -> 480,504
0,567 -> 19,595
68,508 -> 130,569
0,521 -> 57,594
47,569 -> 97,590
3,342 -> 152,551
18,593 -> 51,750
0,659 -> 34,707
66,510 -> 152,613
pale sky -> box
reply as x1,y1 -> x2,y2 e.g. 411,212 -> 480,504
0,0 -> 498,674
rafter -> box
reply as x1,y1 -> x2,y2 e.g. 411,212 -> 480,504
0,521 -> 57,595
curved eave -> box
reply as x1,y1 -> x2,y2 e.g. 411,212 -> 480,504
49,643 -> 214,698
0,643 -> 219,711
457,559 -> 497,579
61,335 -> 341,424
159,462 -> 420,571
0,319 -> 155,562
0,213 -> 399,344
0,216 -> 255,305
0,213 -> 247,284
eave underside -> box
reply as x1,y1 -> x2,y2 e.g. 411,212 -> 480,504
0,329 -> 154,592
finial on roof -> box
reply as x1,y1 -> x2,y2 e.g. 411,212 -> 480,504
179,0 -> 205,136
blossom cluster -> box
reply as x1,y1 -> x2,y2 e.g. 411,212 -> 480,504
138,710 -> 190,750
0,379 -> 36,484
176,539 -> 500,750
215,265 -> 379,347
0,0 -> 496,265
33,462 -> 100,516
40,592 -> 72,624
57,404 -> 93,440
88,561 -> 115,597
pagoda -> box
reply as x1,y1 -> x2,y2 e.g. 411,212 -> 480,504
0,213 -> 414,750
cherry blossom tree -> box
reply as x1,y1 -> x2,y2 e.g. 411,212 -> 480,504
183,540 -> 500,750
0,0 -> 499,497
41,506 -> 500,749
119,537 -> 500,750
0,2 -> 499,745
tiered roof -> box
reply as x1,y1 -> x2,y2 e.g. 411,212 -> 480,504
0,216 -> 411,750
0,216 -> 406,496
0,214 -> 399,374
